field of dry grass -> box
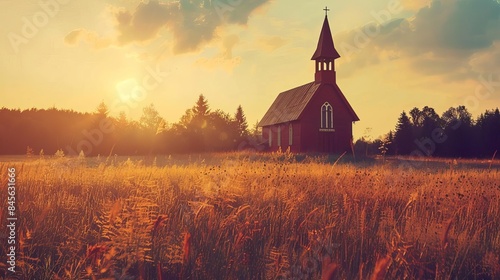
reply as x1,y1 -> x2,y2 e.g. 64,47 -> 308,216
1,153 -> 499,279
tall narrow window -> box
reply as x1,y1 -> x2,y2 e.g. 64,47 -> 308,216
289,123 -> 293,146
321,102 -> 334,129
268,128 -> 272,147
277,125 -> 281,147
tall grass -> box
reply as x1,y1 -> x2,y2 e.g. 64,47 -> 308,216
0,154 -> 499,279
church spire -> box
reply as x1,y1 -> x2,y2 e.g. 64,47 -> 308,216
311,8 -> 340,84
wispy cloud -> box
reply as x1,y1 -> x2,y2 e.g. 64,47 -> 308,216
469,41 -> 500,73
64,28 -> 112,49
195,34 -> 241,72
259,36 -> 287,52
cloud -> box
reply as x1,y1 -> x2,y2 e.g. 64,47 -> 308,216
65,0 -> 271,55
400,0 -> 432,12
469,41 -> 500,73
404,0 -> 500,52
113,2 -> 171,45
215,0 -> 269,24
259,36 -> 287,52
64,29 -> 83,45
195,34 -> 241,72
336,0 -> 500,80
221,34 -> 240,59
334,21 -> 395,76
64,28 -> 112,49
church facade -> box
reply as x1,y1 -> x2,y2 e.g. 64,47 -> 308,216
259,12 -> 359,154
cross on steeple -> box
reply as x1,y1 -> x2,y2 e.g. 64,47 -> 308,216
323,6 -> 330,16
312,9 -> 341,84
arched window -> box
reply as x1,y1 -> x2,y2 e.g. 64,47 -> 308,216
321,102 -> 334,129
289,123 -> 293,146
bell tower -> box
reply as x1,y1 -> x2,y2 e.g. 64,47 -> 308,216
311,7 -> 340,84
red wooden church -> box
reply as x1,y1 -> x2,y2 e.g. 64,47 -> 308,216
259,11 -> 359,153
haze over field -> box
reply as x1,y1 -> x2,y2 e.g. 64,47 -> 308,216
2,2 -> 500,278
1,154 -> 499,279
1,0 -> 499,139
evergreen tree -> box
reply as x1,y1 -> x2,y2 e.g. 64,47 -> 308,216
251,120 -> 261,138
476,108 -> 500,157
116,111 -> 128,129
191,94 -> 210,136
234,105 -> 248,137
394,111 -> 414,155
386,130 -> 395,155
175,95 -> 212,153
95,101 -> 109,118
192,94 -> 210,119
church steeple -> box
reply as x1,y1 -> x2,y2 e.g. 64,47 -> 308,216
311,8 -> 340,84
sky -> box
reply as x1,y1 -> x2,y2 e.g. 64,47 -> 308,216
1,0 -> 499,139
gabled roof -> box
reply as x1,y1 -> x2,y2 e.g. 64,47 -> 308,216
311,16 -> 340,60
258,82 -> 319,127
332,84 -> 360,122
258,82 -> 359,127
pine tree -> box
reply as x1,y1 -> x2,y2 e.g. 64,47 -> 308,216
386,130 -> 395,155
95,101 -> 109,118
192,94 -> 210,118
394,111 -> 414,155
251,120 -> 261,138
117,111 -> 128,129
234,105 -> 248,137
191,94 -> 210,131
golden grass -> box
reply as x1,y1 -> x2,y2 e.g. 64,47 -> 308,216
0,154 -> 499,279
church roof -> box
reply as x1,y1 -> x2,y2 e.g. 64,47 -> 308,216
311,16 -> 340,60
259,82 -> 319,127
258,82 -> 359,127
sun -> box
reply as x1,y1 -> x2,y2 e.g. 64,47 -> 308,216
116,79 -> 138,102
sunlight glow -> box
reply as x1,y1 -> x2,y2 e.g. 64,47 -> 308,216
116,79 -> 139,102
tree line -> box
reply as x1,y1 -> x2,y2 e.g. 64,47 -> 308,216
0,95 -> 260,156
356,106 -> 500,158
2,99 -> 499,158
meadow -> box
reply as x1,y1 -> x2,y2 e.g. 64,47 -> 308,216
0,153 -> 499,279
